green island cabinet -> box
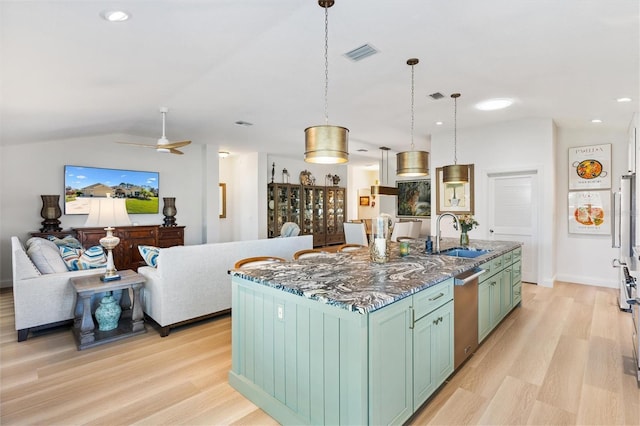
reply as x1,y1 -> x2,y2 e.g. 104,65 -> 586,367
478,247 -> 523,342
229,276 -> 454,425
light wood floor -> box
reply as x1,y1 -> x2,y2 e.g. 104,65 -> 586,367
1,282 -> 638,425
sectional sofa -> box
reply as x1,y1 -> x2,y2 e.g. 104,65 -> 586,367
137,235 -> 313,336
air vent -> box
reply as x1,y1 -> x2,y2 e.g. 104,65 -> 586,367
234,120 -> 253,127
344,44 -> 379,62
429,92 -> 444,100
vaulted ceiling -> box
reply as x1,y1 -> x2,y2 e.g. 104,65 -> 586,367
1,0 -> 638,164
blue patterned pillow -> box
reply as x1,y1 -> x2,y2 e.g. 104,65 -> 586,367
138,245 -> 159,267
47,235 -> 83,249
59,245 -> 107,271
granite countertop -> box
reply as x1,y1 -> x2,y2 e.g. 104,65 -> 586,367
229,238 -> 521,314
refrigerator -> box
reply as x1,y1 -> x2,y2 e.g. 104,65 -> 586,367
612,173 -> 638,310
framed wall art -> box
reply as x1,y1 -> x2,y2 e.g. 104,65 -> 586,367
397,179 -> 431,217
568,190 -> 609,235
568,143 -> 611,190
435,164 -> 474,214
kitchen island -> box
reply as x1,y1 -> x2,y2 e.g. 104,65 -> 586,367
228,238 -> 521,425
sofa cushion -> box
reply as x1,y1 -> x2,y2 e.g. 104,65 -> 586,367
47,235 -> 83,249
59,245 -> 107,271
26,238 -> 68,274
138,245 -> 159,267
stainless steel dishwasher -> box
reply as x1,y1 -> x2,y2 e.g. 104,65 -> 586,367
454,268 -> 486,369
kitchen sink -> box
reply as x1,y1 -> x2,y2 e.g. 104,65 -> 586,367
439,248 -> 491,258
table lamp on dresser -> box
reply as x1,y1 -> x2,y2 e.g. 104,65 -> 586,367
84,193 -> 131,281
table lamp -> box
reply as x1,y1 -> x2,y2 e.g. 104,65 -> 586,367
84,193 -> 131,281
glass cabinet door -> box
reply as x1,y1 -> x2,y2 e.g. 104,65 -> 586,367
325,187 -> 346,245
267,183 -> 302,237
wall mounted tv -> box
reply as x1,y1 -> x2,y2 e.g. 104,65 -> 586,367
64,165 -> 159,215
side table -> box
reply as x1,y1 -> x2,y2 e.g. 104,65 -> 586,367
70,269 -> 146,350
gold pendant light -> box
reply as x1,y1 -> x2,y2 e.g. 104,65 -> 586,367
371,146 -> 399,196
304,0 -> 349,164
397,58 -> 429,176
442,93 -> 469,183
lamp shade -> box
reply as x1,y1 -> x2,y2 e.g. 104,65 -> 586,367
304,125 -> 349,164
84,196 -> 131,227
442,164 -> 469,183
396,151 -> 429,177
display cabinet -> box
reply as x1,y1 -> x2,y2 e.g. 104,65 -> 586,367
269,184 -> 346,246
267,183 -> 302,238
325,186 -> 346,245
301,186 -> 326,247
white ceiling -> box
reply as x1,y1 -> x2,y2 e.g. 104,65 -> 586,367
1,0 -> 638,165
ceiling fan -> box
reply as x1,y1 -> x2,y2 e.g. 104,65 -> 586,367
118,107 -> 191,155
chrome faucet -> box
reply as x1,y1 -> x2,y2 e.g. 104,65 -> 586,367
435,212 -> 460,253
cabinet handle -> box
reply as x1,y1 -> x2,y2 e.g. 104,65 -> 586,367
428,292 -> 445,301
491,281 -> 497,286
505,268 -> 511,273
409,307 -> 415,329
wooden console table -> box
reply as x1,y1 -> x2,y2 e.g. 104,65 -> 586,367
70,269 -> 146,350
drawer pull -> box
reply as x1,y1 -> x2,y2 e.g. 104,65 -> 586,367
428,292 -> 445,301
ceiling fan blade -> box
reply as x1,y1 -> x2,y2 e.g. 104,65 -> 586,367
116,141 -> 157,148
164,140 -> 191,149
167,148 -> 184,155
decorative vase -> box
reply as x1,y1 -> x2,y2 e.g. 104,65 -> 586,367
95,291 -> 122,331
460,230 -> 469,247
162,197 -> 177,226
370,214 -> 391,263
40,195 -> 62,232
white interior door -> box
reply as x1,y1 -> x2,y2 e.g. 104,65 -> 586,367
487,171 -> 539,284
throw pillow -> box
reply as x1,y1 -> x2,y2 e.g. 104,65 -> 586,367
26,239 -> 68,274
138,245 -> 159,267
60,245 -> 107,271
47,235 -> 83,249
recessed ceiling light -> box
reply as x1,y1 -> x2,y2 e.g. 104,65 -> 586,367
617,97 -> 632,103
591,119 -> 602,123
219,151 -> 230,158
100,10 -> 130,22
234,120 -> 253,127
475,98 -> 513,111
435,121 -> 443,126
356,148 -> 368,152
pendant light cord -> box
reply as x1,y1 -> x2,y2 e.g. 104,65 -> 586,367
323,5 -> 330,125
410,62 -> 415,150
452,93 -> 460,165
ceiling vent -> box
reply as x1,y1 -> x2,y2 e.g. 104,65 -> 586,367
344,44 -> 379,62
429,92 -> 445,100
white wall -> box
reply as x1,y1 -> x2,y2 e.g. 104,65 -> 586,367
432,118 -> 557,286
0,134 -> 222,287
555,127 -> 628,288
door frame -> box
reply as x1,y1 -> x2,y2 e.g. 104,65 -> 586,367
480,166 -> 543,285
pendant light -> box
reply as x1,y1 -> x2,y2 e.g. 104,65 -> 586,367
396,58 -> 429,176
442,93 -> 469,183
304,0 -> 349,164
371,147 -> 399,196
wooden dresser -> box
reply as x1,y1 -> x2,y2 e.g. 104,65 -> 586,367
38,225 -> 186,271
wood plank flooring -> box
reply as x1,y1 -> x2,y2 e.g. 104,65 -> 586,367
1,281 -> 638,425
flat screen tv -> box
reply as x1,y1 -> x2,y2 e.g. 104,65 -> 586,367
64,165 -> 159,215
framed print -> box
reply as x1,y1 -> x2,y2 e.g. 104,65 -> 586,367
397,179 -> 431,217
359,196 -> 370,206
219,183 -> 227,218
568,143 -> 611,190
568,190 -> 609,234
435,164 -> 474,214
